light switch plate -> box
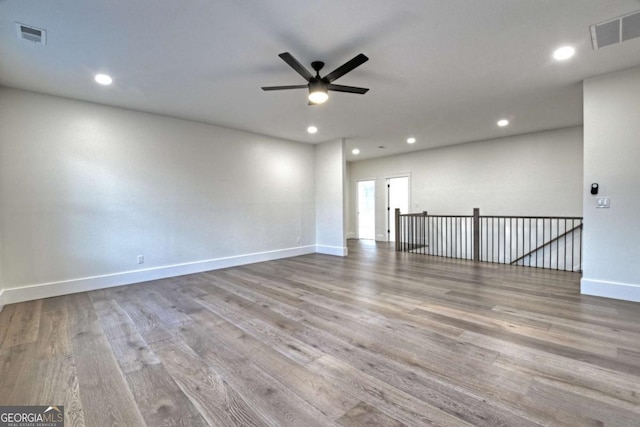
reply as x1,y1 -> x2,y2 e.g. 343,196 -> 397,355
596,197 -> 610,208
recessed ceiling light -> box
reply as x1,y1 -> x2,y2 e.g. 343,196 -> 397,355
497,119 -> 509,127
94,73 -> 112,85
307,126 -> 318,134
352,148 -> 360,155
553,46 -> 575,61
407,137 -> 416,144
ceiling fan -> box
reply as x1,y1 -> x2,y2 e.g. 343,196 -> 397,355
261,52 -> 369,105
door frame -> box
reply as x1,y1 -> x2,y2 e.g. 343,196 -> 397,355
355,178 -> 376,240
385,172 -> 411,242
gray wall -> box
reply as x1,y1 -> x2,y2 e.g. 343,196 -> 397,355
315,139 -> 347,255
0,88 -> 319,304
347,127 -> 583,240
582,66 -> 640,302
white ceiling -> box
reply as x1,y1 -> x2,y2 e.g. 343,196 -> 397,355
2,1 -> 640,161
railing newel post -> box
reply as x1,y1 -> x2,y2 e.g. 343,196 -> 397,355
473,208 -> 480,262
395,208 -> 401,252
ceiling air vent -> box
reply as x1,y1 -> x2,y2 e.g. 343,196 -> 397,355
15,22 -> 47,45
590,10 -> 640,49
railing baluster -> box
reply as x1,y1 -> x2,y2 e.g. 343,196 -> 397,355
509,218 -> 513,262
528,218 -> 532,267
450,217 -> 453,258
571,218 -> 574,271
542,219 -> 545,268
537,218 -> 540,268
517,218 -> 520,266
556,218 -> 559,270
563,218 -> 567,270
497,218 -> 500,263
548,219 -> 552,270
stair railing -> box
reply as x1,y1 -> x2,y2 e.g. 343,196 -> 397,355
395,208 -> 583,272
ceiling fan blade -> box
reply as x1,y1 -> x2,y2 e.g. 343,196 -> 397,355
279,52 -> 314,82
327,84 -> 369,94
261,85 -> 308,91
324,53 -> 369,83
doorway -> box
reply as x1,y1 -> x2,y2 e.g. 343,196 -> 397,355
357,180 -> 375,240
387,176 -> 409,242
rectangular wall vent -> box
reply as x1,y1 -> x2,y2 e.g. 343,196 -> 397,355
590,10 -> 640,49
15,22 -> 47,45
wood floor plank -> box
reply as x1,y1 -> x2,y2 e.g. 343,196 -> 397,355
186,309 -> 360,419
415,307 -> 640,376
1,240 -> 639,426
194,300 -> 323,365
337,401 -> 405,427
0,343 -> 37,404
125,363 -> 210,427
617,348 -> 640,366
149,336 -> 270,427
1,299 -> 41,348
108,291 -> 178,345
493,305 -> 640,352
196,278 -> 539,426
91,298 -> 160,374
171,321 -> 341,427
417,303 -> 618,357
29,356 -> 86,427
465,331 -> 640,405
307,354 -> 473,427
67,293 -> 147,427
0,304 -> 16,348
524,378 -> 640,426
35,296 -> 72,359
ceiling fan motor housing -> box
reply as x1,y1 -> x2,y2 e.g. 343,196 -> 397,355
311,61 -> 325,75
309,78 -> 327,92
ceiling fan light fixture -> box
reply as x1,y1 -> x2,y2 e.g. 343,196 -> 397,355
309,82 -> 329,104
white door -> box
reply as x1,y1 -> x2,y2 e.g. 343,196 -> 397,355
387,177 -> 409,242
357,180 -> 375,240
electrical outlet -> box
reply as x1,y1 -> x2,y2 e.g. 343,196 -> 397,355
296,237 -> 301,244
137,255 -> 144,264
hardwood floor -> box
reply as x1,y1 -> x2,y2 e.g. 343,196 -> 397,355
1,240 -> 639,426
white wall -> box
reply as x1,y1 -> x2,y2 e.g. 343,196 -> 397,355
0,228 -> 4,310
348,127 -> 583,240
315,139 -> 347,255
0,88 -> 316,304
0,135 -> 3,304
582,66 -> 640,302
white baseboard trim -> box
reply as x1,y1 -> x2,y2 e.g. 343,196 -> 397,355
581,278 -> 640,302
346,232 -> 356,239
315,245 -> 348,257
0,245 -> 316,306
